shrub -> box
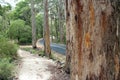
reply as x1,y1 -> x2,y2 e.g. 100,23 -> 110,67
0,38 -> 18,60
0,36 -> 18,80
8,19 -> 32,44
0,58 -> 15,80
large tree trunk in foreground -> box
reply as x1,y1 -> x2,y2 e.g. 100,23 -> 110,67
43,0 -> 51,57
31,0 -> 36,48
66,0 -> 120,80
64,0 -> 71,74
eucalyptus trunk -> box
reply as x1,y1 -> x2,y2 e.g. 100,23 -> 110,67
31,0 -> 36,48
66,0 -> 120,80
43,0 -> 51,57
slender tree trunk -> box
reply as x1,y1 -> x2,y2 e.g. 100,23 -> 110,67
66,0 -> 120,80
58,0 -> 64,43
54,17 -> 59,42
54,5 -> 59,42
31,0 -> 36,48
43,0 -> 51,57
50,10 -> 53,41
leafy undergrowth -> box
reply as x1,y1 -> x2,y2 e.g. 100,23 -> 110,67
0,58 -> 15,80
0,36 -> 18,80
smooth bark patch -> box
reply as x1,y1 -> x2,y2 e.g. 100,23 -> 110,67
114,55 -> 119,79
85,32 -> 91,48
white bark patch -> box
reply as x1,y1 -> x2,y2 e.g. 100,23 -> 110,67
76,75 -> 78,80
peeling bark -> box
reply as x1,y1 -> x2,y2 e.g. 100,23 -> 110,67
66,0 -> 120,80
64,0 -> 71,74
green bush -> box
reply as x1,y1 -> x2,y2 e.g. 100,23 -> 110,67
0,58 -> 14,80
0,37 -> 18,80
8,19 -> 32,44
0,38 -> 18,60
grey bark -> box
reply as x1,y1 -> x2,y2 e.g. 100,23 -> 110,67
31,0 -> 36,48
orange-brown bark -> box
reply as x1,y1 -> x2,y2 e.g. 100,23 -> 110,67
66,0 -> 120,80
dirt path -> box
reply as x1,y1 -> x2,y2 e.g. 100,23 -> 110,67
17,49 -> 55,80
16,49 -> 69,80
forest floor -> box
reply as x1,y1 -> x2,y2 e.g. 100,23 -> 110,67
15,49 -> 70,80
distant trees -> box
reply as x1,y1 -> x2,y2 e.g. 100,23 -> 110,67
48,0 -> 66,43
0,4 -> 11,36
58,0 -> 65,43
65,0 -> 120,80
13,1 -> 31,25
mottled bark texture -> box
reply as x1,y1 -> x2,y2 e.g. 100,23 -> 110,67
31,0 -> 36,48
43,0 -> 51,57
64,0 -> 71,74
66,0 -> 120,80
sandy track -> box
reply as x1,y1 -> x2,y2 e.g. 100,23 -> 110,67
17,49 -> 55,80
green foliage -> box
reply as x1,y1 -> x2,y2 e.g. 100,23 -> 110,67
13,0 -> 31,25
0,37 -> 18,60
8,19 -> 32,44
19,25 -> 32,44
36,14 -> 43,38
0,36 -> 17,80
0,58 -> 15,80
0,4 -> 12,37
0,3 -> 11,16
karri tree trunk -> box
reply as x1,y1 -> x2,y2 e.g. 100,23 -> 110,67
66,0 -> 120,80
43,0 -> 51,57
64,0 -> 71,74
31,0 -> 36,48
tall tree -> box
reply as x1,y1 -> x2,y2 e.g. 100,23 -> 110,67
64,0 -> 71,74
58,0 -> 64,43
66,0 -> 120,80
0,4 -> 11,36
15,1 -> 31,25
31,0 -> 37,48
43,0 -> 51,57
